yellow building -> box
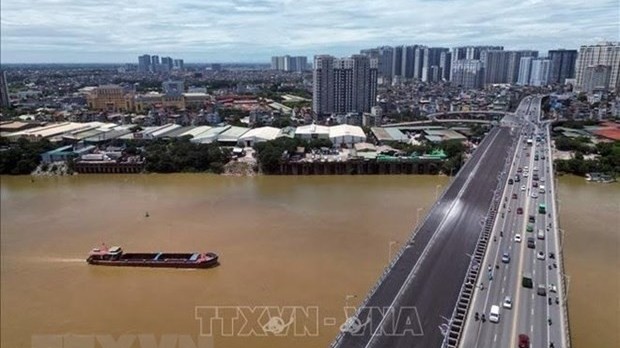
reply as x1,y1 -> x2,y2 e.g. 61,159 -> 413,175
87,85 -> 134,112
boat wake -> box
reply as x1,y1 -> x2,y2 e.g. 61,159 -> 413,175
27,257 -> 85,263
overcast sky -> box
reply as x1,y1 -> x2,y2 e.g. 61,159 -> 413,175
1,0 -> 618,63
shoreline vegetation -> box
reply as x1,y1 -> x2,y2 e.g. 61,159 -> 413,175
550,121 -> 619,178
0,131 -> 472,176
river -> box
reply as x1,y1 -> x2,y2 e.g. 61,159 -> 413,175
0,174 -> 617,348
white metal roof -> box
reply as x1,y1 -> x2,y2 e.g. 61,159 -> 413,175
295,124 -> 330,135
238,127 -> 281,141
329,124 -> 366,139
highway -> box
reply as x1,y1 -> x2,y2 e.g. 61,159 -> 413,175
458,95 -> 570,348
334,110 -> 518,347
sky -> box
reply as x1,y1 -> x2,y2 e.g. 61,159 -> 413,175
1,0 -> 619,64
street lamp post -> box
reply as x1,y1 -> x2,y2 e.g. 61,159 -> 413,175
435,184 -> 442,200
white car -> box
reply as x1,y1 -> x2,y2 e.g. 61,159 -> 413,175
514,234 -> 522,243
503,296 -> 513,309
540,177 -> 546,182
537,251 -> 545,260
523,172 -> 529,178
531,192 -> 538,199
521,185 -> 526,191
548,284 -> 557,293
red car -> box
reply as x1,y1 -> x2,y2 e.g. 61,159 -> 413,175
518,334 -> 530,348
517,207 -> 523,214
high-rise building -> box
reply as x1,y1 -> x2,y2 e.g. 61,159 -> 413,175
360,46 -> 393,79
575,42 -> 620,91
439,51 -> 452,81
138,54 -> 151,73
392,46 -> 404,77
401,45 -> 416,79
313,55 -> 335,115
517,57 -> 534,85
413,46 -> 425,80
271,56 -> 308,72
450,46 -> 503,81
582,65 -> 612,92
422,47 -> 449,82
0,70 -> 10,108
548,49 -> 577,84
312,55 -> 378,115
484,50 -> 511,84
161,57 -> 173,72
151,55 -> 160,68
506,50 -> 539,84
529,59 -> 552,86
451,60 -> 485,89
173,59 -> 184,71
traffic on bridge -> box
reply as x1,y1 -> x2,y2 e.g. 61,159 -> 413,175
332,95 -> 570,348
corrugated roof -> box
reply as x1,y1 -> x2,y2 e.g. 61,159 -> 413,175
218,126 -> 250,141
329,124 -> 366,139
238,127 -> 281,141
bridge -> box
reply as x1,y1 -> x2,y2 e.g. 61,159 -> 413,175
385,110 -> 510,127
331,96 -> 570,348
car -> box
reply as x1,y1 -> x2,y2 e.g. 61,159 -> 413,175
521,185 -> 526,191
541,155 -> 546,160
524,166 -> 529,171
549,252 -> 555,259
537,285 -> 547,296
531,192 -> 538,199
512,193 -> 518,199
527,237 -> 535,248
532,181 -> 539,188
502,252 -> 511,263
548,284 -> 557,293
508,179 -> 514,185
518,334 -> 530,348
528,215 -> 535,223
540,177 -> 546,182
537,251 -> 545,260
489,305 -> 500,323
517,167 -> 523,173
516,207 -> 523,214
526,224 -> 534,232
523,172 -> 529,177
503,296 -> 512,309
513,233 -> 522,242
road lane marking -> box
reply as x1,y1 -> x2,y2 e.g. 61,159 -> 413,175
509,107 -> 539,346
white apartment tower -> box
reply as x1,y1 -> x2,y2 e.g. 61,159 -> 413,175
575,42 -> 620,91
529,59 -> 552,86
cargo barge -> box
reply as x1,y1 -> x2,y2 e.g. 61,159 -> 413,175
87,246 -> 218,269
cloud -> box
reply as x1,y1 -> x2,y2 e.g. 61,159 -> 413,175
0,0 -> 618,63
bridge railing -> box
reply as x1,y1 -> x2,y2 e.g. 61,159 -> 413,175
440,127 -> 519,348
548,128 -> 572,348
331,127 -> 503,348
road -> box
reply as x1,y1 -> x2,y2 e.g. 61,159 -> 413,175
458,95 -> 570,348
334,116 -> 518,347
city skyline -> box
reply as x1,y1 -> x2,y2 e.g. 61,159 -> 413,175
1,0 -> 618,63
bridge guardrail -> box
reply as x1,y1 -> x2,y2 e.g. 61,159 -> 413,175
548,128 -> 572,348
331,127 -> 504,348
